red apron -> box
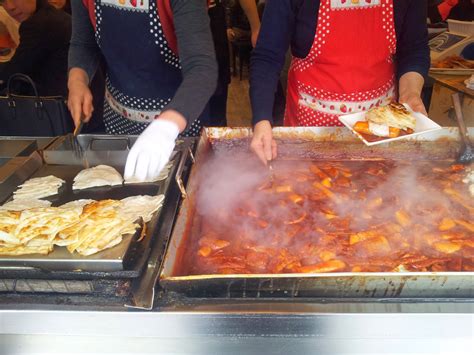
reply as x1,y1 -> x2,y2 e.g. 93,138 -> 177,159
285,0 -> 397,127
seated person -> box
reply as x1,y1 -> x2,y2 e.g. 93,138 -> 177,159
0,0 -> 71,96
0,6 -> 18,62
48,0 -> 70,14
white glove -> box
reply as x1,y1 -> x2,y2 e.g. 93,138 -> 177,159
124,119 -> 179,182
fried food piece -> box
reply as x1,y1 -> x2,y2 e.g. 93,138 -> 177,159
350,230 -> 378,245
335,176 -> 351,187
275,185 -> 293,193
321,177 -> 332,188
288,193 -> 304,204
198,246 -> 212,257
354,121 -> 401,138
319,250 -> 336,262
433,241 -> 462,254
454,219 -> 474,233
312,181 -> 335,199
359,236 -> 391,255
439,218 -> 456,231
199,237 -> 230,251
297,259 -> 346,273
284,212 -> 307,225
395,210 -> 411,227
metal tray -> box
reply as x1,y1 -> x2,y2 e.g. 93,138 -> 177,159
0,139 -> 37,159
0,134 -> 190,274
160,127 -> 474,299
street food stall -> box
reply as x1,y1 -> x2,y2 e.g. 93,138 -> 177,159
0,128 -> 472,354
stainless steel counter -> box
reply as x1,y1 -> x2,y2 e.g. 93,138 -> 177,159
0,301 -> 473,354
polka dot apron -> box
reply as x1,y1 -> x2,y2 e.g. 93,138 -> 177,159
284,0 -> 397,127
94,0 -> 202,137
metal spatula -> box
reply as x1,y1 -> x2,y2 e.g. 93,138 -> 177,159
452,93 -> 473,164
72,116 -> 84,159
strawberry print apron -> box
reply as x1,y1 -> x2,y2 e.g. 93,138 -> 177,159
285,0 -> 397,126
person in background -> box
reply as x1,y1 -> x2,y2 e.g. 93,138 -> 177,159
208,0 -> 260,127
226,0 -> 261,47
0,6 -> 18,62
48,0 -> 70,14
428,0 -> 474,23
250,0 -> 430,165
68,0 -> 217,182
0,0 -> 71,96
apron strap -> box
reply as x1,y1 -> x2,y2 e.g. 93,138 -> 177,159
82,0 -> 179,55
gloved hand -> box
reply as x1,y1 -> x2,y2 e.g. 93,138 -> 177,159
124,119 -> 179,182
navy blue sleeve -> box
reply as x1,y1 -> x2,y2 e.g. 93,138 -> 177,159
250,0 -> 294,126
68,0 -> 101,82
395,0 -> 430,80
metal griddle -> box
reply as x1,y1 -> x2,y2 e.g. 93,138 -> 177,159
160,127 -> 474,299
0,134 -> 189,273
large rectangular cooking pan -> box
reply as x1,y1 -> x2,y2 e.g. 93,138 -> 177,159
160,127 -> 474,298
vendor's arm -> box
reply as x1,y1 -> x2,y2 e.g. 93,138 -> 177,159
67,0 -> 102,126
395,0 -> 429,114
163,0 -> 218,132
250,0 -> 293,126
239,0 -> 261,47
250,0 -> 295,165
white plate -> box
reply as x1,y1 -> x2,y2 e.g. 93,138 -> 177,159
338,104 -> 443,146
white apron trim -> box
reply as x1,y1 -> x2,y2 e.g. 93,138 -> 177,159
299,86 -> 395,115
105,89 -> 161,123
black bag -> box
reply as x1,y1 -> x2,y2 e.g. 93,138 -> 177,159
0,74 -> 74,136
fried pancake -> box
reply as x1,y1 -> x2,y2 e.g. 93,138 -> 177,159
366,102 -> 416,131
0,199 -> 52,211
13,175 -> 65,200
119,195 -> 164,223
73,165 -> 123,190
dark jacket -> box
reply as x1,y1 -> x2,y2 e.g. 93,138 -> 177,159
0,0 -> 71,96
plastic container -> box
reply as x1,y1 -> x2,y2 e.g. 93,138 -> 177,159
447,20 -> 474,37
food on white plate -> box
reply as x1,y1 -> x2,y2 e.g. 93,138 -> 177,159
13,175 -> 65,200
432,55 -> 474,70
0,199 -> 52,211
353,102 -> 416,141
73,165 -> 123,190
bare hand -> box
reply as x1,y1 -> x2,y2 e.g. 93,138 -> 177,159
227,28 -> 236,42
251,27 -> 260,48
67,79 -> 94,128
399,92 -> 427,116
250,120 -> 277,165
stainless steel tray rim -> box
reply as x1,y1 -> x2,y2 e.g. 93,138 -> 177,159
162,271 -> 474,281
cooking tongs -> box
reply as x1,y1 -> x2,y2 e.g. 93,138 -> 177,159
452,93 -> 473,164
71,115 -> 85,159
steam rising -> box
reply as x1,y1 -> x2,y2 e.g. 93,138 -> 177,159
196,153 -> 267,219
182,155 -> 473,276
